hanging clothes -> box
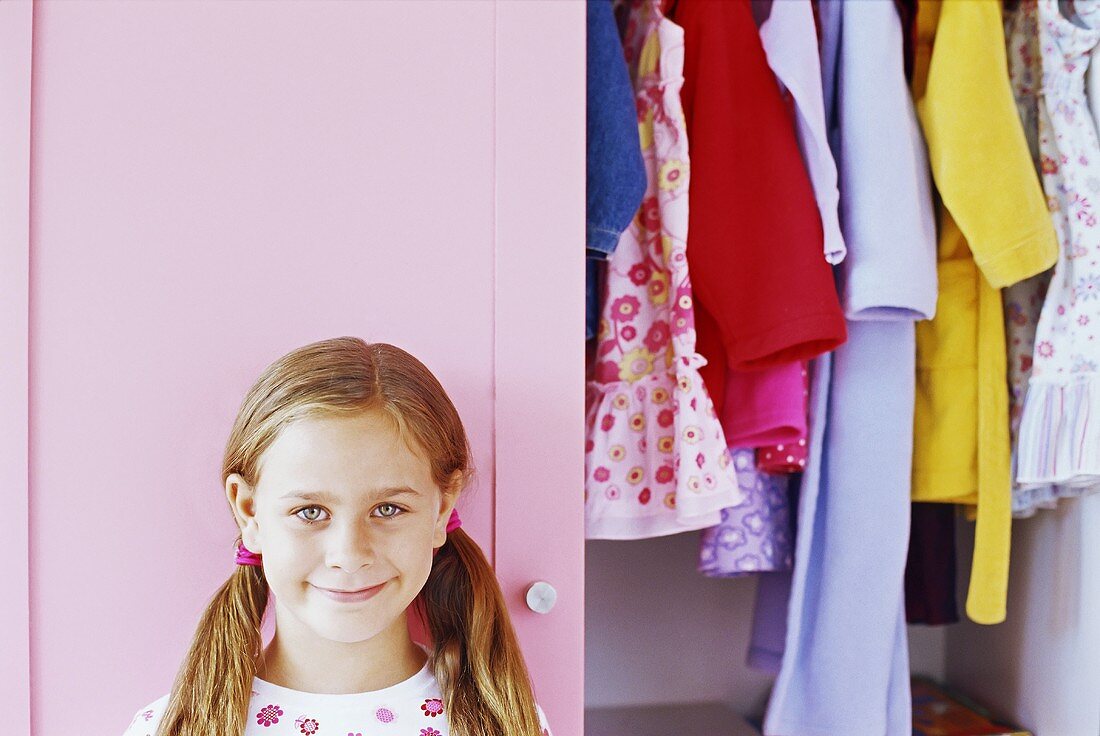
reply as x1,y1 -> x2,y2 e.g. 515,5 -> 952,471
698,448 -> 793,576
910,0 -> 1058,625
586,0 -> 648,342
695,0 -> 831,572
584,0 -> 743,540
1002,0 -> 1100,517
748,0 -> 837,479
719,362 -> 807,448
665,0 -> 847,421
1015,0 -> 1100,496
755,364 -> 810,474
757,0 -> 936,733
756,0 -> 846,267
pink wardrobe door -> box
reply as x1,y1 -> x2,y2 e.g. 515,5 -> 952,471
20,1 -> 583,733
495,5 -> 585,736
0,3 -> 33,735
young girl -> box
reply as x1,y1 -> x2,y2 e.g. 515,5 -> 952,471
121,337 -> 552,736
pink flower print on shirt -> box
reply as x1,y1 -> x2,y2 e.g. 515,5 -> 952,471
629,262 -> 652,285
256,704 -> 284,727
295,716 -> 320,734
420,729 -> 443,736
140,710 -> 154,721
375,706 -> 396,723
420,698 -> 445,718
595,360 -> 619,383
644,321 -> 671,353
610,295 -> 642,323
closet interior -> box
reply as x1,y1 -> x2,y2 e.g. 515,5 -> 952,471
582,0 -> 1100,733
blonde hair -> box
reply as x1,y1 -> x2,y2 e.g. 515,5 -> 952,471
155,337 -> 544,736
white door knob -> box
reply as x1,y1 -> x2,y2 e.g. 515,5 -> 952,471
525,581 -> 558,614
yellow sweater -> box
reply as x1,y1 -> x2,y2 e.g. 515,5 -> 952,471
911,0 -> 1058,624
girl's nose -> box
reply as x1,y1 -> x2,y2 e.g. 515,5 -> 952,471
325,519 -> 377,573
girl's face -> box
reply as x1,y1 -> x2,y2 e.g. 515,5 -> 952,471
227,409 -> 457,644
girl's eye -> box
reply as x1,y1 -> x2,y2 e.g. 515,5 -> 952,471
374,503 -> 404,519
295,506 -> 328,524
294,504 -> 404,524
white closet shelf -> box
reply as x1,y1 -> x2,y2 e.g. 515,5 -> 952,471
584,702 -> 761,735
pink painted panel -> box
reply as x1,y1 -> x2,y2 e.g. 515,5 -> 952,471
0,2 -> 33,733
25,1 -> 582,732
494,3 -> 586,735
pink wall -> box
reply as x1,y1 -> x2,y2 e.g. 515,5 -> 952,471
0,3 -> 33,736
11,1 -> 583,733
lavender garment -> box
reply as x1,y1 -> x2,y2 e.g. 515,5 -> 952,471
698,449 -> 793,577
753,1 -> 937,734
757,0 -> 846,265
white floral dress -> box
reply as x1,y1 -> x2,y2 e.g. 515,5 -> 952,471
585,0 -> 743,539
1016,0 -> 1100,488
1006,0 -> 1100,513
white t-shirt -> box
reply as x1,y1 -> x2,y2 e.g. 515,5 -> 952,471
121,654 -> 552,736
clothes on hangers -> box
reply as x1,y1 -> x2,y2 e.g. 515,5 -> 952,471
757,1 -> 936,732
1002,0 -> 1100,518
584,0 -> 743,540
667,0 -> 847,420
1015,0 -> 1100,494
756,0 -> 845,266
744,0 -> 836,480
910,0 -> 1058,626
586,0 -> 648,342
754,363 -> 810,474
669,0 -> 846,578
719,362 -> 807,449
698,448 -> 793,577
905,503 -> 959,625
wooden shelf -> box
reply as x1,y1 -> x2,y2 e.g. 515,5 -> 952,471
585,702 -> 761,736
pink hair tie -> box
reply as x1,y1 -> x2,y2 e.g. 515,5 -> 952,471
235,541 -> 263,567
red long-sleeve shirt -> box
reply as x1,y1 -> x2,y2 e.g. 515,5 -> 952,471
669,0 -> 847,410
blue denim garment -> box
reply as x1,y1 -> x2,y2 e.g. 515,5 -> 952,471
586,0 -> 646,340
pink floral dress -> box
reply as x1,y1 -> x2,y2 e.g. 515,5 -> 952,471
1015,0 -> 1100,489
585,0 -> 744,539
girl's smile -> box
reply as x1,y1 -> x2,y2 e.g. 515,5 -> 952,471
311,581 -> 388,603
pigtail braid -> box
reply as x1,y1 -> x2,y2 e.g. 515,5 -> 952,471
421,528 -> 543,736
154,541 -> 269,736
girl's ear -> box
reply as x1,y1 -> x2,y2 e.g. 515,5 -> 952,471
432,490 -> 461,550
226,473 -> 261,553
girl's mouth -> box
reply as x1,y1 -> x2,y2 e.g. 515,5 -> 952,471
311,582 -> 387,603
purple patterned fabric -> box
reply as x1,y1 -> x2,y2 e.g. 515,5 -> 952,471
698,448 -> 793,576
